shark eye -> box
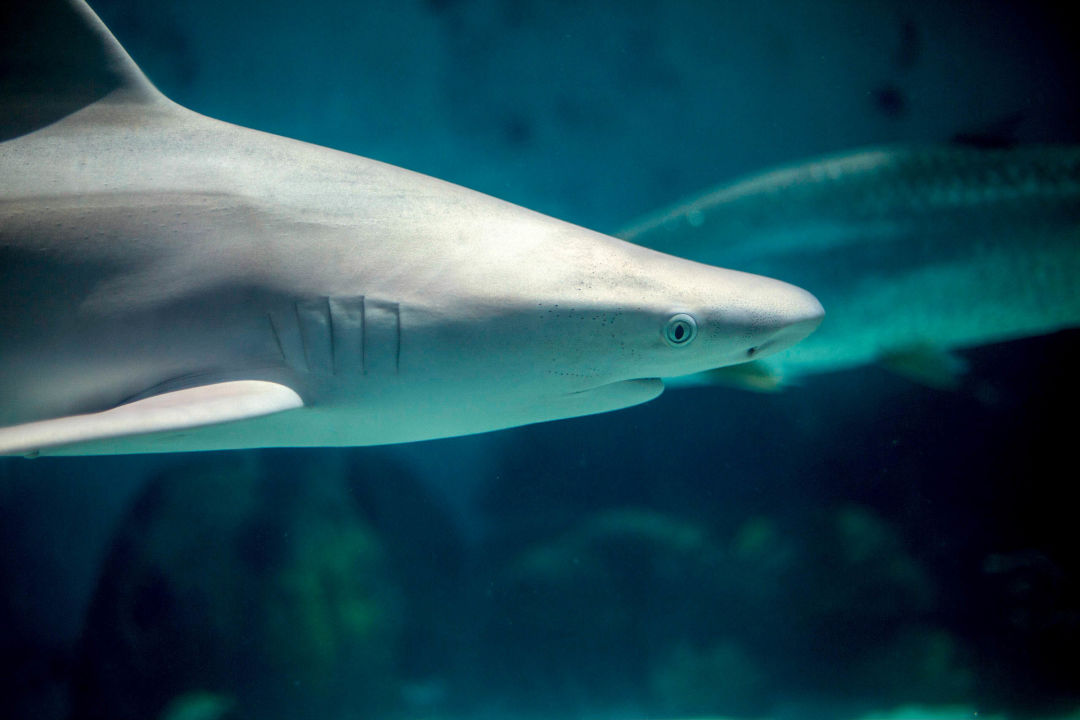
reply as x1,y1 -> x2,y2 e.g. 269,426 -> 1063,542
663,313 -> 698,347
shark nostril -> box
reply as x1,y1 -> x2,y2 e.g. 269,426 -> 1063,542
747,347 -> 758,357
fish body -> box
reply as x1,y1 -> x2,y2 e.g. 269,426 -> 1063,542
622,145 -> 1080,386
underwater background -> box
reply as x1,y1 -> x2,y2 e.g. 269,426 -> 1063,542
2,1 -> 1079,719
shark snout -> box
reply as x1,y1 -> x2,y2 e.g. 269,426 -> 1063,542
744,283 -> 824,360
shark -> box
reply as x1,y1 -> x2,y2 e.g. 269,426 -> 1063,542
621,144 -> 1080,390
0,0 -> 823,456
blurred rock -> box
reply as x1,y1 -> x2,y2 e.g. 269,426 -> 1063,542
774,505 -> 936,636
346,450 -> 468,685
479,508 -> 739,713
157,691 -> 236,720
649,640 -> 769,717
738,505 -> 945,701
976,548 -> 1080,710
852,626 -> 974,704
477,504 -> 970,716
69,453 -> 403,720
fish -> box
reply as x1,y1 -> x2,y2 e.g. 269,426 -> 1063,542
620,144 -> 1080,390
0,0 -> 823,456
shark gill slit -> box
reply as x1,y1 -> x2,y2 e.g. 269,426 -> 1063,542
394,302 -> 401,373
328,295 -> 366,376
293,300 -> 308,373
326,296 -> 337,376
360,299 -> 401,376
266,312 -> 286,365
360,295 -> 367,375
268,297 -> 398,376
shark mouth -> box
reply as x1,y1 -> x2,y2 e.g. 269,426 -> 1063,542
564,378 -> 665,410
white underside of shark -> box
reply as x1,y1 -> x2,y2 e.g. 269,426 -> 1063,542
0,0 -> 823,456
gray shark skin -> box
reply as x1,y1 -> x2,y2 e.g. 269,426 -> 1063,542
0,0 -> 823,456
622,145 -> 1080,389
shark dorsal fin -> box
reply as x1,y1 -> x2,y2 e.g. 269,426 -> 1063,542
1,0 -> 164,141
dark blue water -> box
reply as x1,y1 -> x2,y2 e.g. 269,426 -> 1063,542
2,2 -> 1078,719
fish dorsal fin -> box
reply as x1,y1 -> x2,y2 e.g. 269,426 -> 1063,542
1,0 -> 165,140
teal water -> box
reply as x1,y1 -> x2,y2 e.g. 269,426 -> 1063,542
2,1 -> 1079,719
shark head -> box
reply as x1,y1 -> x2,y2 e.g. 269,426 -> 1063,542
321,207 -> 824,443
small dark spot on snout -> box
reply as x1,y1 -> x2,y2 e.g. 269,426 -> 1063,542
747,347 -> 758,358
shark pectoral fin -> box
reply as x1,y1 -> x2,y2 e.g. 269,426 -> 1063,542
878,344 -> 968,390
0,380 -> 303,457
665,361 -> 785,393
